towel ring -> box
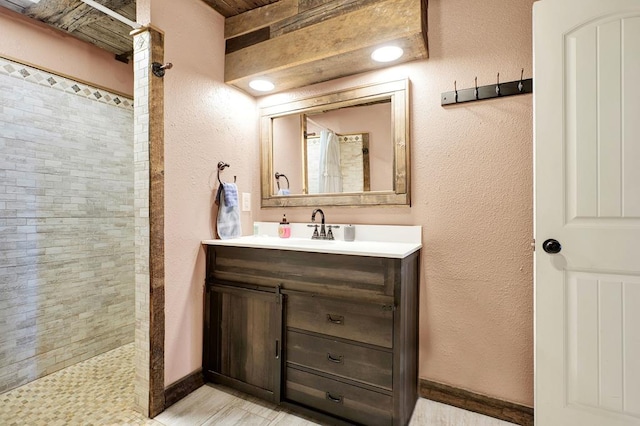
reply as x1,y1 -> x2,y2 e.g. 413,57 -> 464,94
275,172 -> 289,189
217,161 -> 236,185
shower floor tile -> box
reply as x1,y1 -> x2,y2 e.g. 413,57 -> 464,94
0,343 -> 158,426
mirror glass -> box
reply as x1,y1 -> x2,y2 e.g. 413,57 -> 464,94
260,79 -> 410,207
305,131 -> 372,194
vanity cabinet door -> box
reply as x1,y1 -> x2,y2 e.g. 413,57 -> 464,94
203,284 -> 283,403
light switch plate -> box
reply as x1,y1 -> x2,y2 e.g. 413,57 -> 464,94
242,192 -> 251,212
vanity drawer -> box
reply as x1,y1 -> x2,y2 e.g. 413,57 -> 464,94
287,295 -> 393,348
209,246 -> 396,299
286,367 -> 392,426
287,330 -> 392,390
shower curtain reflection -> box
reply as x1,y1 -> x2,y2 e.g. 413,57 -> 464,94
318,130 -> 342,193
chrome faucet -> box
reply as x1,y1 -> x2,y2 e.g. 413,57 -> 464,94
311,209 -> 326,239
309,209 -> 339,240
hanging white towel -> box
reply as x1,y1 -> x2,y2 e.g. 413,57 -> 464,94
318,130 -> 342,193
216,182 -> 241,239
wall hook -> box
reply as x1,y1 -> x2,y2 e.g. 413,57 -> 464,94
152,62 -> 173,78
441,72 -> 532,106
518,68 -> 525,92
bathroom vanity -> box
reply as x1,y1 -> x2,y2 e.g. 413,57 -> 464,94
202,226 -> 420,426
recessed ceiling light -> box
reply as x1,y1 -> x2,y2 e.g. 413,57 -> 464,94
249,79 -> 275,92
371,46 -> 404,63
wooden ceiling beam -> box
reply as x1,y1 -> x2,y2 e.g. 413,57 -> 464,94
24,0 -> 133,33
225,0 -> 428,96
201,0 -> 280,18
225,0 -> 298,39
74,20 -> 131,54
65,0 -> 132,32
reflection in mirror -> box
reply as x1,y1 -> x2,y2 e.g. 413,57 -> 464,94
305,131 -> 371,194
303,103 -> 388,194
272,101 -> 390,195
261,79 -> 410,207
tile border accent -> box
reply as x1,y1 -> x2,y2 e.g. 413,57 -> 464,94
419,379 -> 534,426
164,369 -> 205,409
0,55 -> 133,110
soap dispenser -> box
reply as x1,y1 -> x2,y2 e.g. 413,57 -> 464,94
278,214 -> 291,238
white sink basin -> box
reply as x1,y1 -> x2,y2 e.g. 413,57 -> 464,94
278,238 -> 336,246
202,235 -> 420,258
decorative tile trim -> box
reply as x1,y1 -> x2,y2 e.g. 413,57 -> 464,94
0,55 -> 133,110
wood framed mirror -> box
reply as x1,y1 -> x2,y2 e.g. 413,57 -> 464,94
260,79 -> 410,207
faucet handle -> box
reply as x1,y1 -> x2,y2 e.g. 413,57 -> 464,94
307,224 -> 320,239
326,225 -> 340,240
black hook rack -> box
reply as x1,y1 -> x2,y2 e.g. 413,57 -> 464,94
217,161 -> 236,185
275,172 -> 289,189
441,69 -> 532,106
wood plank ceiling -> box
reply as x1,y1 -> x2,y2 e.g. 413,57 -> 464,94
0,0 -> 274,61
202,0 -> 279,18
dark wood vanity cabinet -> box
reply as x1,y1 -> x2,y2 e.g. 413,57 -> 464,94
203,283 -> 283,403
203,245 -> 420,426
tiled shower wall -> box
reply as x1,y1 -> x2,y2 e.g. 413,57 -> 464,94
0,57 -> 135,393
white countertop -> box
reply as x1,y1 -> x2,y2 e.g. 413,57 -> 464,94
202,223 -> 422,258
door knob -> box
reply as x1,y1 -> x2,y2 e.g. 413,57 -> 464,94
542,239 -> 562,254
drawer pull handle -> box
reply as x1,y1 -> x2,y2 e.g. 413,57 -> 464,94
327,353 -> 343,364
326,314 -> 344,325
326,392 -> 343,404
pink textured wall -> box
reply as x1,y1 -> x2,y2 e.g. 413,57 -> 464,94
257,0 -> 535,406
0,7 -> 132,95
150,0 -> 533,405
145,0 -> 258,386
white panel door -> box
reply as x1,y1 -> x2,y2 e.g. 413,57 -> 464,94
534,0 -> 640,425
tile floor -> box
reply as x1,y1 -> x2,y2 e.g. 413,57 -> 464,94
0,344 -> 517,426
0,343 -> 154,426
